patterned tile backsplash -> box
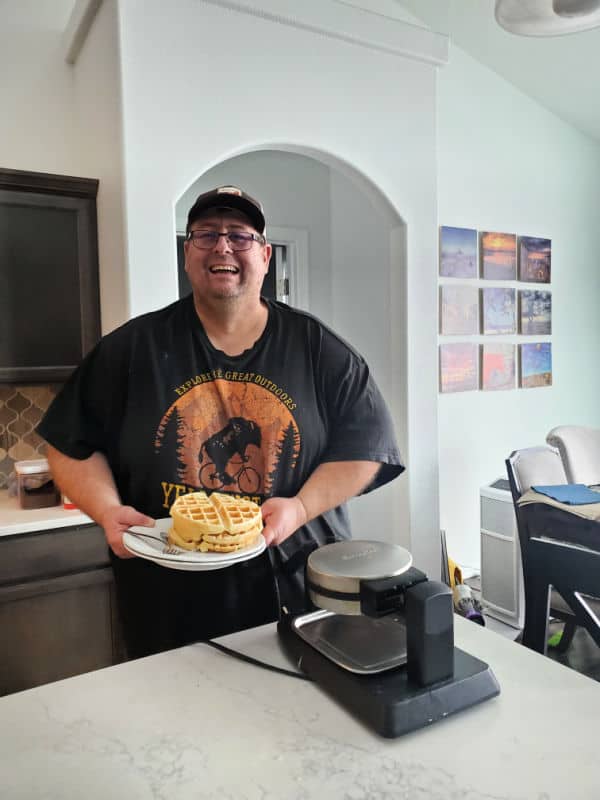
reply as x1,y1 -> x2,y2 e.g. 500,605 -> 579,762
0,384 -> 60,489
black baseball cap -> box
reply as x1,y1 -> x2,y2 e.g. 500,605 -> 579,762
186,186 -> 266,235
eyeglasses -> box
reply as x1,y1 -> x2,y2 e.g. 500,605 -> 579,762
186,230 -> 266,251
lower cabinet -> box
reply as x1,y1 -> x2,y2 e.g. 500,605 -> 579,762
0,524 -> 125,696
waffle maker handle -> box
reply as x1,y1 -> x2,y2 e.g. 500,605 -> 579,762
360,567 -> 454,686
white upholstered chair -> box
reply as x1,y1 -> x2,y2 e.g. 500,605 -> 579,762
546,425 -> 600,486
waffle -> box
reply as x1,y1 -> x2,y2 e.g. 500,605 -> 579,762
169,491 -> 223,542
210,492 -> 263,534
168,491 -> 262,553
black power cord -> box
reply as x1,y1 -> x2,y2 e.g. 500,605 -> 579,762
202,639 -> 313,681
199,550 -> 320,682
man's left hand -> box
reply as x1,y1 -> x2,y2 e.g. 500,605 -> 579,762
261,496 -> 307,546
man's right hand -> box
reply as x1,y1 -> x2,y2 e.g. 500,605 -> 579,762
99,505 -> 156,558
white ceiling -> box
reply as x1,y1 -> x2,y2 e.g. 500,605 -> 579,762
5,0 -> 599,144
395,0 -> 600,143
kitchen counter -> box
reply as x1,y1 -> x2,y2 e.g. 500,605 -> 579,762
0,489 -> 92,537
1,616 -> 598,799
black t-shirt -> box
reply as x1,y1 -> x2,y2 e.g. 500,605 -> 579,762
37,297 -> 404,655
39,295 -> 403,555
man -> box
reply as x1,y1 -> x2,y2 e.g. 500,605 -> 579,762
38,185 -> 404,658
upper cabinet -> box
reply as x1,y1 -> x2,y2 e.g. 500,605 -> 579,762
0,167 -> 101,383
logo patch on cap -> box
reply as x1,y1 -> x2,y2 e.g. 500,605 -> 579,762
216,186 -> 242,196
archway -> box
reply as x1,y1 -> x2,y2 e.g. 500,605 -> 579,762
174,148 -> 408,547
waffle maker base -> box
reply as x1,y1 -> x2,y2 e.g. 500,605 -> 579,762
278,613 -> 500,739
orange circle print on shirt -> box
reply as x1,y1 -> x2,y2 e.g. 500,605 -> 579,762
154,378 -> 300,497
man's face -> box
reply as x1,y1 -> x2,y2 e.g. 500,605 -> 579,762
184,209 -> 271,303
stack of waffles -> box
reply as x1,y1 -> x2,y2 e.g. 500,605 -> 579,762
168,491 -> 263,553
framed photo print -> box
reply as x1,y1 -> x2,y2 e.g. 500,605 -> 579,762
481,344 -> 515,391
481,287 -> 516,334
520,342 -> 552,388
480,231 -> 517,280
439,226 -> 478,278
439,285 -> 479,335
519,236 -> 551,283
519,290 -> 552,335
439,343 -> 479,393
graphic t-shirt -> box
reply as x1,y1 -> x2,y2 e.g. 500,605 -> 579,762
38,296 -> 404,560
38,297 -> 404,652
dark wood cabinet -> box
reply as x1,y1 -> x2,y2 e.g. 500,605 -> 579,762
0,524 -> 125,696
0,167 -> 101,383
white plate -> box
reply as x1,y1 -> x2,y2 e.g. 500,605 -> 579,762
123,518 -> 267,571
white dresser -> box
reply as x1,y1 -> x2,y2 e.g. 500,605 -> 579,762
480,478 -> 525,629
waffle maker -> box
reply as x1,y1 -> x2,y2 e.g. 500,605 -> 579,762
278,540 -> 500,738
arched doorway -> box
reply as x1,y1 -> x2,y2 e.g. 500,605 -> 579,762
174,148 -> 408,548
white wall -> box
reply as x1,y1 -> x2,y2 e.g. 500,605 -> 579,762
329,168 -> 396,383
116,0 -> 444,576
437,45 -> 600,570
0,0 -> 127,336
329,169 -> 407,542
72,0 -> 128,334
0,1 -> 77,174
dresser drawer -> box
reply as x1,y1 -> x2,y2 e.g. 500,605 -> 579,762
0,525 -> 110,586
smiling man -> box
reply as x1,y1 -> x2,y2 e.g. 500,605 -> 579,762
183,190 -> 272,356
37,185 -> 404,659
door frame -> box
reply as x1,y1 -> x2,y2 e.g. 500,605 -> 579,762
268,225 -> 309,310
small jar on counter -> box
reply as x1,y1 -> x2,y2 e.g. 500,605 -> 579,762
14,458 -> 61,510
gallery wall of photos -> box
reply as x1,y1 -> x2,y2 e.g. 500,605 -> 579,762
438,227 -> 552,393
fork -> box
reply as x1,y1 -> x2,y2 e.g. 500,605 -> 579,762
125,529 -> 182,555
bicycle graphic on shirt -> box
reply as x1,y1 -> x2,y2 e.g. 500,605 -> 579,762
198,416 -> 262,494
199,456 -> 261,493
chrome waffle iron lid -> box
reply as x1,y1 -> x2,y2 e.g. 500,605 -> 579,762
306,540 -> 412,615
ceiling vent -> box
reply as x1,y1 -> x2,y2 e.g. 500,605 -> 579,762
495,0 -> 600,36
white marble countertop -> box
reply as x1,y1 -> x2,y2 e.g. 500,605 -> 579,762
1,616 -> 598,799
0,490 -> 92,537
